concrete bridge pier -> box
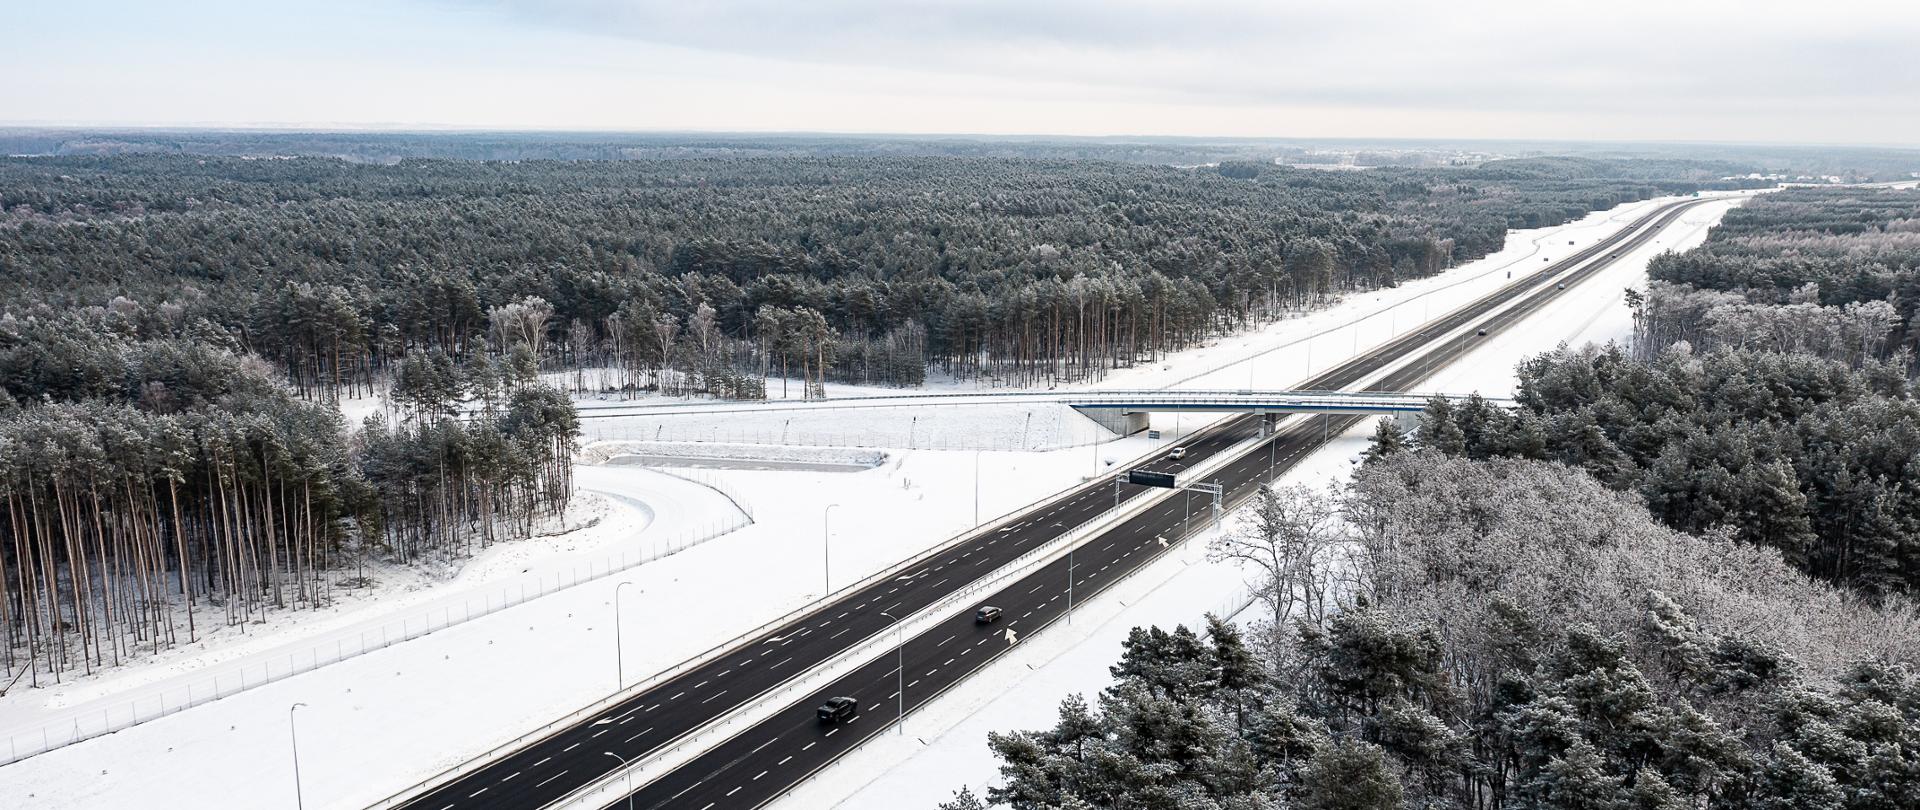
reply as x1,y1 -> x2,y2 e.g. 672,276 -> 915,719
1259,413 -> 1280,437
1076,408 -> 1150,437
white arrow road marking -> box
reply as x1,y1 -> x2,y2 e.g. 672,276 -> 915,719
1005,628 -> 1019,645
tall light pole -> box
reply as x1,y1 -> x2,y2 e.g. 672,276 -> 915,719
1067,544 -> 1076,625
289,702 -> 308,810
603,751 -> 635,810
823,503 -> 841,594
614,581 -> 636,690
879,610 -> 905,735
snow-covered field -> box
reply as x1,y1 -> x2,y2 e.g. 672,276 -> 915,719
0,467 -> 740,756
0,192 -> 1750,809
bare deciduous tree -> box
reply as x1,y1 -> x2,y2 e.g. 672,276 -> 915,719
1210,482 -> 1345,633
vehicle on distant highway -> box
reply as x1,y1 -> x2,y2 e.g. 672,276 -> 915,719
975,605 -> 1003,624
817,696 -> 859,724
1168,446 -> 1188,460
1556,283 -> 1566,290
1476,328 -> 1488,336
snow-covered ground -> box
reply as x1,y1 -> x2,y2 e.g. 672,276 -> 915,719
0,467 -> 735,754
0,192 -> 1750,809
790,194 -> 1749,810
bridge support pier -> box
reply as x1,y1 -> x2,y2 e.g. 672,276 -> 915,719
1259,413 -> 1280,438
1075,408 -> 1149,437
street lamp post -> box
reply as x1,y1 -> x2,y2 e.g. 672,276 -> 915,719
823,503 -> 841,594
603,751 -> 635,810
880,610 -> 906,735
1068,544 -> 1076,624
289,702 -> 308,810
614,580 -> 636,690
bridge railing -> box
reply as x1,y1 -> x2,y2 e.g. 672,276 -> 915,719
1060,390 -> 1516,412
570,388 -> 1513,418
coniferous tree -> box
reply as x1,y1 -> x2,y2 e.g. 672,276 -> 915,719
1296,739 -> 1403,810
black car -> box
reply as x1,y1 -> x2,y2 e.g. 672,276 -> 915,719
1475,328 -> 1488,336
975,605 -> 1003,624
818,696 -> 858,724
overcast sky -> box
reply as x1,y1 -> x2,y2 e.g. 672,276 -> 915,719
6,0 -> 1917,144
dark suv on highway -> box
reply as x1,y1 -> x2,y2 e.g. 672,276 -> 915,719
818,696 -> 858,724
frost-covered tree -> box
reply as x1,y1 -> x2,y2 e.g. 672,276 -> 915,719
1297,739 -> 1402,810
1209,483 -> 1344,631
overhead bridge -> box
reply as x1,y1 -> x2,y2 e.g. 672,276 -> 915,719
570,388 -> 1506,437
1060,389 -> 1511,436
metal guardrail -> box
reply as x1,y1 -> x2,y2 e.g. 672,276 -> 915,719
1058,390 -> 1515,413
569,388 -> 1506,419
755,436 -> 1273,810
537,424 -> 1265,810
364,418 -> 1234,808
540,478 -> 1167,810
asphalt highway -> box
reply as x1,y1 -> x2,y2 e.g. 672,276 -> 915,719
389,196 -> 1711,810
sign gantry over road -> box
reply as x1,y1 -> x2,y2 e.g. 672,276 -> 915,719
1127,470 -> 1179,489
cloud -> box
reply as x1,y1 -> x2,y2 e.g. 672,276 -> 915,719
451,0 -> 1920,115
4,0 -> 1915,141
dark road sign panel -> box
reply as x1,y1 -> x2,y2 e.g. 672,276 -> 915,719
1128,470 -> 1178,489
